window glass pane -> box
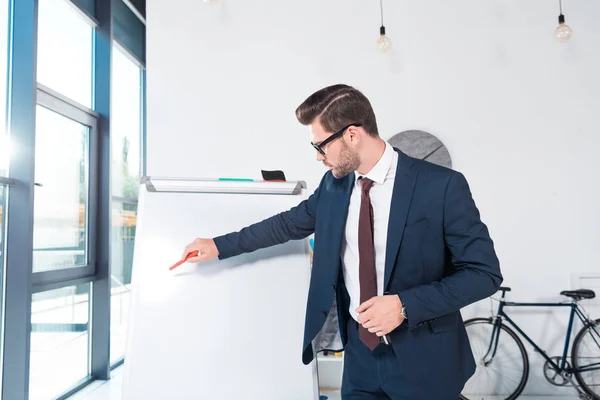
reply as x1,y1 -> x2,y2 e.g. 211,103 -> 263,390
37,0 -> 93,107
33,106 -> 89,272
112,46 -> 142,199
0,0 -> 9,176
1,0 -> 8,320
110,201 -> 136,363
110,45 -> 143,363
0,184 -> 5,274
0,186 -> 4,394
0,133 -> 8,177
29,283 -> 90,400
0,1 -> 8,393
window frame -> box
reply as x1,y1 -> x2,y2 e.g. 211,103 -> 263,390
31,84 -> 99,293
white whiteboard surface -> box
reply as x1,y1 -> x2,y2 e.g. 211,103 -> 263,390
122,180 -> 318,400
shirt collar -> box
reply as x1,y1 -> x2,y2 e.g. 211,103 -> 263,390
355,142 -> 394,185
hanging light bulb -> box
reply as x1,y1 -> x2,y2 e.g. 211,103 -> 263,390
555,0 -> 573,42
377,26 -> 393,53
376,0 -> 392,53
555,15 -> 573,42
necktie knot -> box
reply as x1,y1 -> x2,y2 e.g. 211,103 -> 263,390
359,177 -> 374,194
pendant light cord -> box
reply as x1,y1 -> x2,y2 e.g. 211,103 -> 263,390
380,0 -> 384,27
559,0 -> 563,15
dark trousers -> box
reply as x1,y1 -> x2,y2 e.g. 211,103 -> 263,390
341,318 -> 462,399
341,319 -> 414,399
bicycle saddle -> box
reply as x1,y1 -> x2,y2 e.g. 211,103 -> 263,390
560,289 -> 595,300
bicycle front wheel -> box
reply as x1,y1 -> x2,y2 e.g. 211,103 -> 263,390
572,318 -> 600,399
460,318 -> 529,400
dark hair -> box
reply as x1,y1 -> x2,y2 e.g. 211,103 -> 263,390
295,84 -> 379,137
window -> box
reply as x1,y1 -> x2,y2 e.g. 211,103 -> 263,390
111,46 -> 142,200
37,0 -> 93,107
0,0 -> 146,396
0,134 -> 7,178
33,105 -> 90,272
0,184 -> 5,278
110,201 -> 136,362
0,0 -> 10,390
0,0 -> 9,177
110,45 -> 143,363
29,284 -> 91,400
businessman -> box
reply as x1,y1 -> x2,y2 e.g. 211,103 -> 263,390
182,84 -> 502,399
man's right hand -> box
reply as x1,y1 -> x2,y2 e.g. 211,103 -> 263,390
182,238 -> 219,263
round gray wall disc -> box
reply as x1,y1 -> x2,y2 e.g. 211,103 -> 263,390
388,130 -> 452,169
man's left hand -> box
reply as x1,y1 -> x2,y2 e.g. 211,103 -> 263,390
356,295 -> 405,336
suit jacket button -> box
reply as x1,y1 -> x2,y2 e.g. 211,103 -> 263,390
321,311 -> 328,317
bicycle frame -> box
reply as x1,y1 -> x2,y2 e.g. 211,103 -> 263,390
484,297 -> 600,374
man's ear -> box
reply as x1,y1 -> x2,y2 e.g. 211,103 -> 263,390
347,125 -> 361,144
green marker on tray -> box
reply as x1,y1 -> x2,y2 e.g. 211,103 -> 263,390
218,178 -> 254,182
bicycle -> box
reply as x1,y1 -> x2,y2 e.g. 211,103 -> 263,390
460,286 -> 600,400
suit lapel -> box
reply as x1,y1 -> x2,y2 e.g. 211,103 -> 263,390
324,174 -> 354,275
384,149 -> 418,291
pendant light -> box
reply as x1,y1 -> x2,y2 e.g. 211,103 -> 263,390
376,0 -> 392,53
555,0 -> 573,42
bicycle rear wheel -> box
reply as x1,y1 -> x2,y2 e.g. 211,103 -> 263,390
460,318 -> 529,400
572,318 -> 600,399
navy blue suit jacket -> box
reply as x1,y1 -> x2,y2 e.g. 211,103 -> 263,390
214,148 -> 502,397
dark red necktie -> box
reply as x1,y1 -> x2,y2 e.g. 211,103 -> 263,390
358,177 -> 380,351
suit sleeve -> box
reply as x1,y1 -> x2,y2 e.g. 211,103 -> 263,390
212,177 -> 324,260
398,172 -> 503,330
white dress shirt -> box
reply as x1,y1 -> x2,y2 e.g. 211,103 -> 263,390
342,142 -> 398,322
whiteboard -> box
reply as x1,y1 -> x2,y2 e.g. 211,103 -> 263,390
122,178 -> 319,400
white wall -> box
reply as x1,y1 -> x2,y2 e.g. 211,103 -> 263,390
147,0 -> 600,394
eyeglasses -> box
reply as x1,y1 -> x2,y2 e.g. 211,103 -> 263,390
311,123 -> 362,156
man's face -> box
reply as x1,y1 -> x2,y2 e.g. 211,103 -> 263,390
309,121 -> 360,179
